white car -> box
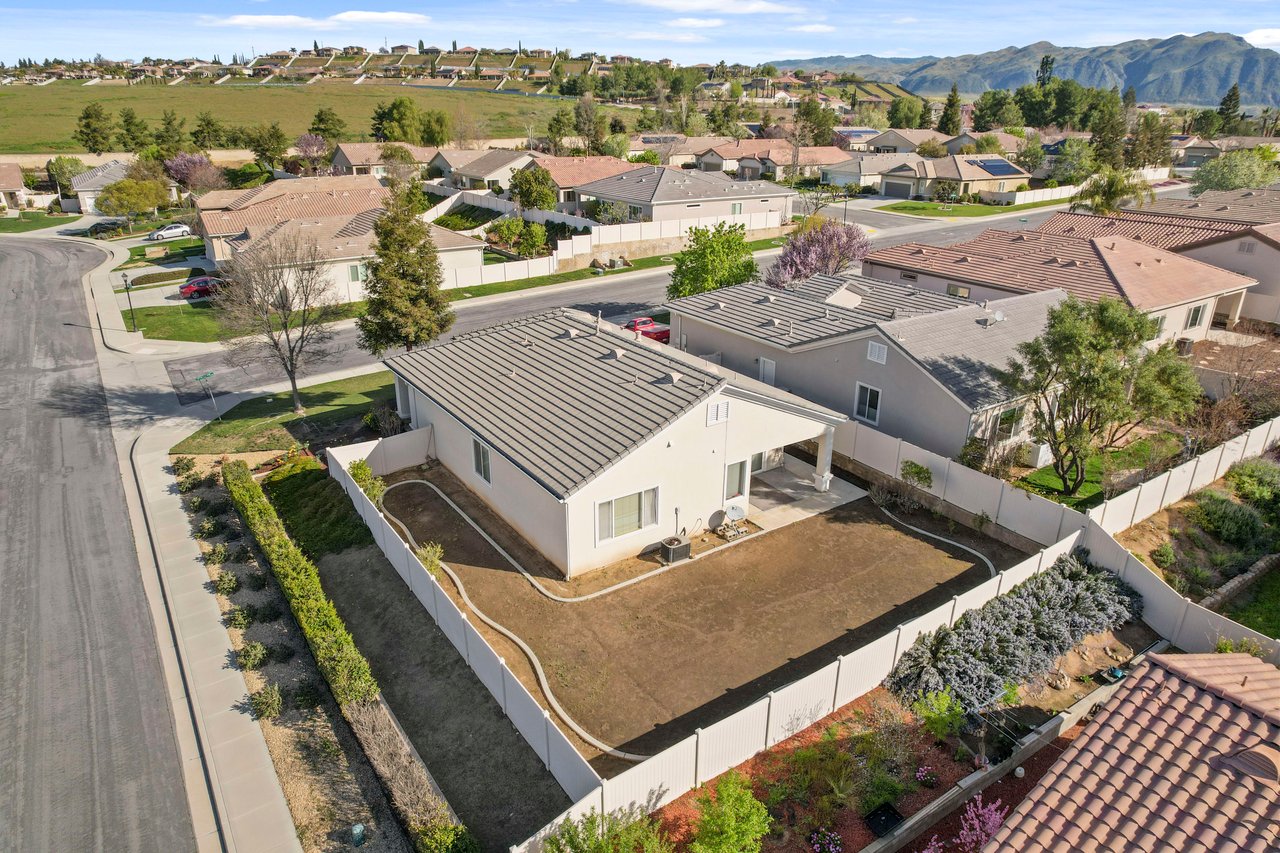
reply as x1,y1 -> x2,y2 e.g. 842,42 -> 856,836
146,223 -> 191,241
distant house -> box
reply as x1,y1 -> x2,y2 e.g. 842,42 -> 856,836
832,127 -> 884,151
865,128 -> 952,154
524,156 -> 637,211
384,308 -> 846,577
331,142 -> 439,177
988,653 -> 1280,853
389,44 -> 418,55
695,139 -> 783,173
66,160 -> 178,215
1140,186 -> 1280,226
818,153 -> 923,190
735,146 -> 851,180
864,229 -> 1255,343
574,165 -> 796,222
946,130 -> 1024,157
697,81 -> 732,98
426,149 -> 489,182
447,149 -> 539,192
1181,135 -> 1280,167
0,163 -> 27,213
626,134 -> 733,167
875,154 -> 1030,199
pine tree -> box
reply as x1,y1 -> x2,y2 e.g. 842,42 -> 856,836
1036,55 -> 1055,88
1122,86 -> 1137,111
1089,96 -> 1127,169
75,102 -> 115,154
936,84 -> 962,136
356,185 -> 454,356
1218,84 -> 1241,133
313,39 -> 320,53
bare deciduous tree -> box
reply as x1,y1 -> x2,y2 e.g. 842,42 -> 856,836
216,234 -> 344,413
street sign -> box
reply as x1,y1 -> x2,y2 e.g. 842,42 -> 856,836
195,371 -> 214,382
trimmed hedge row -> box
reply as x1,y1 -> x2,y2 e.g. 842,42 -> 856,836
131,266 -> 207,286
223,460 -> 379,704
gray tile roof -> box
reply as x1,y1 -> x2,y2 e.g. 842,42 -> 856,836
666,273 -> 968,350
71,160 -> 131,191
876,289 -> 1067,410
385,308 -> 842,498
575,166 -> 795,206
452,149 -> 533,179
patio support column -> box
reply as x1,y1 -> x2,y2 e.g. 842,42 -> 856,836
394,375 -> 410,419
813,425 -> 835,493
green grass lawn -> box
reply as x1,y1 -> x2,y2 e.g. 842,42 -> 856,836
171,371 -> 395,455
0,211 -> 82,233
1018,433 -> 1182,510
262,456 -> 373,557
1228,568 -> 1280,639
118,236 -> 205,269
876,198 -> 1071,218
123,300 -> 366,342
0,79 -> 624,153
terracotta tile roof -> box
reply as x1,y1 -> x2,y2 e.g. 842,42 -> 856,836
1142,188 -> 1280,226
867,230 -> 1255,310
531,156 -> 636,189
197,175 -> 389,237
1036,211 -> 1247,249
986,653 -> 1280,853
333,142 -> 439,166
0,162 -> 23,191
228,209 -> 483,261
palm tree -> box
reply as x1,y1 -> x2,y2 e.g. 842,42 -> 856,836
1068,166 -> 1155,215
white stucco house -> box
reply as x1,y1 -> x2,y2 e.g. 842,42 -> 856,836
385,308 -> 846,576
0,163 -> 27,213
65,159 -> 179,215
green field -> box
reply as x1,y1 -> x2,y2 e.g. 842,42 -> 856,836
0,79 -> 593,153
876,198 -> 1070,218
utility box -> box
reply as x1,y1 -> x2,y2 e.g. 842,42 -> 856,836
660,535 -> 691,564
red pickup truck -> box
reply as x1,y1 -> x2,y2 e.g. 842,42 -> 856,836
622,316 -> 670,344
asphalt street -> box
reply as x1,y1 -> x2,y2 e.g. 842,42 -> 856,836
0,239 -> 195,851
162,209 -> 1063,404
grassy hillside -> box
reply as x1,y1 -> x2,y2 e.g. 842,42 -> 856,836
0,79 -> 597,153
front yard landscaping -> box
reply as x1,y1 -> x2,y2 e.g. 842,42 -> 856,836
875,198 -> 1070,218
0,211 -> 82,233
117,235 -> 205,269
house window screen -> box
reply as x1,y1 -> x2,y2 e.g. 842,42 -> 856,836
472,439 -> 491,483
598,488 -> 658,540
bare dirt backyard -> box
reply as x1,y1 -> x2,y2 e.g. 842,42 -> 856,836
380,464 -> 1029,771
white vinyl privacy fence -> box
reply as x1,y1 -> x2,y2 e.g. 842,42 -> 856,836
422,188 -> 783,291
327,435 -> 602,802
506,412 -> 1280,853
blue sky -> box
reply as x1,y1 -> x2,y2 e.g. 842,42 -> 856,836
1,1 -> 1277,65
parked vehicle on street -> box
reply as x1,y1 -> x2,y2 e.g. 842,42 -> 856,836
147,223 -> 191,241
622,316 -> 670,343
86,219 -> 126,236
179,277 -> 221,299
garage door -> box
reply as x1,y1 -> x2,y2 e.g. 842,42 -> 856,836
883,180 -> 912,198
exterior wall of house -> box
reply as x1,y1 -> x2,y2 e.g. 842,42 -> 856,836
644,195 -> 791,222
1180,237 -> 1280,325
401,381 -> 828,576
860,262 -> 1013,303
454,156 -> 535,192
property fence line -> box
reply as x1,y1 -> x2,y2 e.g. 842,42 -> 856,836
326,436 -> 602,802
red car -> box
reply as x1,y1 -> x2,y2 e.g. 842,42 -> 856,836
623,316 -> 670,344
179,277 -> 221,299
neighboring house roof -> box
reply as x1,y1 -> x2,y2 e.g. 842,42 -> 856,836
665,272 -> 967,351
822,152 -> 924,177
333,142 -> 439,167
0,162 -> 24,191
1035,211 -> 1247,249
698,138 -> 783,159
878,289 -> 1066,410
430,149 -> 490,171
575,166 -> 795,206
951,131 -> 1024,152
530,156 -> 636,189
196,175 -> 388,237
1167,134 -> 1203,150
866,128 -> 952,148
743,147 -> 852,168
1208,136 -> 1280,154
70,159 -> 131,191
452,149 -> 533,180
227,209 -> 482,261
882,154 -> 1030,183
833,127 -> 882,142
868,230 -> 1255,310
986,652 -> 1280,853
1141,188 -> 1280,226
384,308 -> 844,499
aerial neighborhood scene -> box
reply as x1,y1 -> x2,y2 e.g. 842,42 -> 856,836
8,0 -> 1280,850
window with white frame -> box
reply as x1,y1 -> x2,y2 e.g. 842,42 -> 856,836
348,263 -> 369,282
900,271 -> 918,282
731,202 -> 743,215
725,460 -> 747,500
706,400 -> 730,425
947,283 -> 971,299
855,383 -> 881,425
472,439 -> 491,483
597,487 -> 657,541
995,405 -> 1023,442
1150,314 -> 1166,339
1185,304 -> 1206,330
867,340 -> 888,364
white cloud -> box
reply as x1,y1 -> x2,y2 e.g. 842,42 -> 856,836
627,31 -> 709,42
671,17 -> 725,27
618,0 -> 802,15
199,10 -> 430,30
892,16 -> 918,24
788,23 -> 834,32
1244,28 -> 1280,48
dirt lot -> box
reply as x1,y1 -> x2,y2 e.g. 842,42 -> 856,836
381,465 -> 1028,767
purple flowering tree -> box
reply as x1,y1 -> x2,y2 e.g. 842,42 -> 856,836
915,837 -> 944,853
294,133 -> 330,175
164,152 -> 212,186
955,794 -> 1009,853
764,219 -> 872,288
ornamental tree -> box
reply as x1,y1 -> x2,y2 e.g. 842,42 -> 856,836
510,165 -> 557,211
1192,149 -> 1279,195
764,219 -> 871,287
667,222 -> 757,299
955,795 -> 1009,853
293,133 -> 329,175
95,178 -> 170,228
164,152 -> 213,187
690,771 -> 770,853
1069,167 -> 1154,215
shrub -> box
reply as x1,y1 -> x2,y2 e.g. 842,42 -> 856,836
206,498 -> 231,517
194,517 -> 226,539
224,606 -> 252,629
245,571 -> 269,591
485,217 -> 523,248
809,827 -> 842,853
1044,179 -> 1059,188
213,570 -> 240,596
1226,458 -> 1280,510
203,542 -> 229,565
237,641 -> 269,670
349,459 -> 387,506
900,460 -> 933,491
177,472 -> 203,493
187,494 -> 207,513
912,688 -> 965,740
223,461 -> 379,705
857,766 -> 904,816
132,266 -> 207,287
1215,636 -> 1267,658
292,680 -> 324,709
1190,490 -> 1264,547
887,554 -> 1141,712
172,455 -> 197,476
250,683 -> 283,719
414,822 -> 482,853
543,809 -> 672,853
415,542 -> 444,579
690,771 -> 771,853
1151,542 -> 1175,570
954,795 -> 1008,853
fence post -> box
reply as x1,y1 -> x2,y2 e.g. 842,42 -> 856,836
693,728 -> 702,786
429,574 -> 441,620
893,439 -> 903,478
947,596 -> 959,626
995,570 -> 1005,596
764,691 -> 776,746
542,710 -> 553,769
460,612 -> 471,664
891,624 -> 905,664
499,657 -> 509,712
1172,598 -> 1192,648
940,460 -> 952,503
994,483 -> 1006,527
832,656 -> 843,709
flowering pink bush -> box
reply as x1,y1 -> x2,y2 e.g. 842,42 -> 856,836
164,152 -> 211,186
955,794 -> 1009,853
915,836 -> 944,853
809,826 -> 842,853
764,219 -> 871,288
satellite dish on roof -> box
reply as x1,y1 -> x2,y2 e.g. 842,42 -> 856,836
993,310 -> 1006,323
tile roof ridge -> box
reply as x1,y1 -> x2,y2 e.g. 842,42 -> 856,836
1148,653 -> 1280,723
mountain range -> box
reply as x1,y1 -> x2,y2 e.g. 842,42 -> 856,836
772,33 -> 1280,107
